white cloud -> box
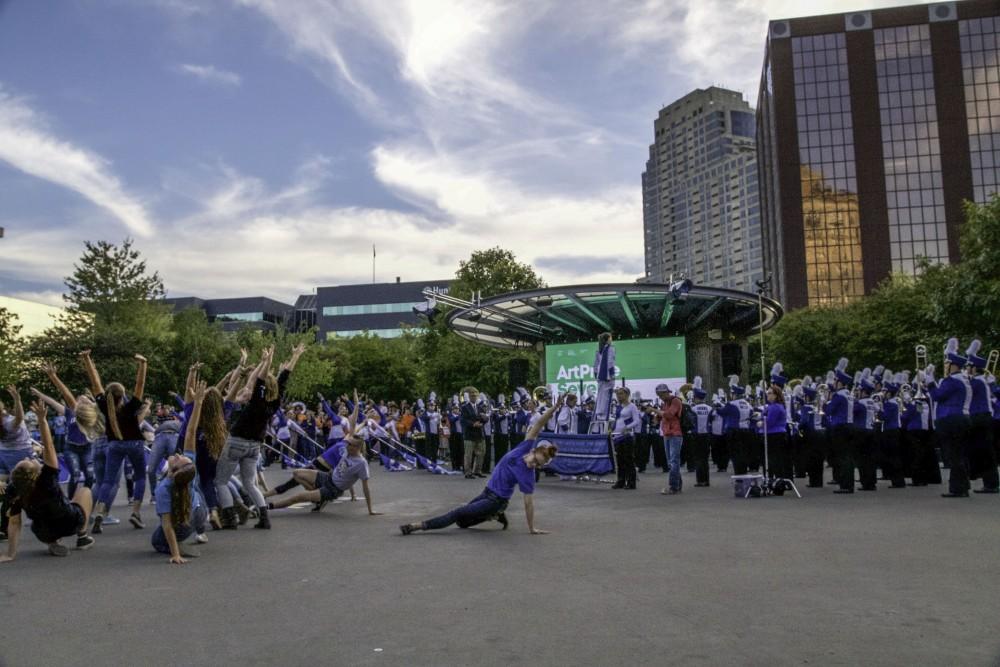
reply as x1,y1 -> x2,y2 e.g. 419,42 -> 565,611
176,63 -> 243,87
0,85 -> 154,236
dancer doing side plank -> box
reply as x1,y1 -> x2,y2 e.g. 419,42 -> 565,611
399,395 -> 563,536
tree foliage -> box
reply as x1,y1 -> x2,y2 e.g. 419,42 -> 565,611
0,307 -> 23,385
768,194 -> 1000,378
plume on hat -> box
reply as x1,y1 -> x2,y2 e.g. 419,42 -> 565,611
693,376 -> 703,390
967,339 -> 982,357
770,362 -> 783,376
945,337 -> 959,354
728,374 -> 740,386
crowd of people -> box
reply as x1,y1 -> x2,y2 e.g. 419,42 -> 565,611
1,332 -> 997,562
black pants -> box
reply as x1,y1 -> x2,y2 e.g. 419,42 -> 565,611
831,424 -> 856,491
968,413 -> 998,489
855,429 -> 877,490
792,432 -> 808,479
614,436 -> 636,488
938,415 -> 972,495
493,433 -> 510,465
636,433 -> 666,472
449,432 -> 465,471
767,432 -> 793,480
711,434 -> 728,472
878,429 -> 906,487
690,433 -> 710,485
803,430 -> 826,487
906,429 -> 941,485
729,430 -> 753,475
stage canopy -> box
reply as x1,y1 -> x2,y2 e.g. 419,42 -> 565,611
444,282 -> 783,350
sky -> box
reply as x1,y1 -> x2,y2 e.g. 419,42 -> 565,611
0,0 -> 930,306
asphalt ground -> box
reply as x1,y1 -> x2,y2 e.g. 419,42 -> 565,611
1,464 -> 999,667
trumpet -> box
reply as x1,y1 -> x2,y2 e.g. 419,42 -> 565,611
915,344 -> 927,372
987,349 -> 999,377
532,385 -> 551,407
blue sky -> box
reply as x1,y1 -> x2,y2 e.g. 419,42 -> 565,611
0,0 -> 927,305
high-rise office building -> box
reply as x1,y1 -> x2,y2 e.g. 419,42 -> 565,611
642,87 -> 763,291
757,0 -> 999,310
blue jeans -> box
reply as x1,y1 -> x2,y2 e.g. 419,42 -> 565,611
423,488 -> 508,530
148,432 -> 178,499
96,439 -> 147,507
664,436 -> 683,491
0,447 -> 33,475
151,501 -> 208,553
64,442 -> 95,497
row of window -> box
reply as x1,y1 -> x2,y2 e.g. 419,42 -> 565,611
321,302 -> 421,316
325,328 -> 408,340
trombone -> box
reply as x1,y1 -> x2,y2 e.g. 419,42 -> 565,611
987,349 -> 999,378
915,344 -> 927,372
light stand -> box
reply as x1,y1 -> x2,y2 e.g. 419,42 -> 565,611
755,276 -> 800,499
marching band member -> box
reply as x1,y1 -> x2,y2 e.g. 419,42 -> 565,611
612,387 -> 642,490
901,370 -> 939,486
719,377 -> 752,475
710,389 -> 728,472
593,332 -> 616,424
878,373 -> 906,488
556,391 -> 579,435
853,370 -> 878,491
927,339 -> 973,498
494,395 -> 511,465
827,359 -> 856,494
965,340 -> 998,494
688,378 -> 714,487
797,378 -> 825,488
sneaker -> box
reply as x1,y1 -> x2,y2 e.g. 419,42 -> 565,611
48,542 -> 70,557
195,533 -> 209,544
399,524 -> 414,536
495,512 -> 508,530
91,514 -> 104,534
129,513 -> 145,529
311,501 -> 328,512
103,514 -> 121,526
75,535 -> 95,550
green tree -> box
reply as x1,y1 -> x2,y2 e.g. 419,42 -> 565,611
450,246 -> 546,300
0,307 -> 23,385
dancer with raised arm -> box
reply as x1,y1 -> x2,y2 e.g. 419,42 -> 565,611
2,400 -> 95,561
399,396 -> 563,536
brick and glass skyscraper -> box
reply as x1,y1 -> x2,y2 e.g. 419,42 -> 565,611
757,0 -> 1000,310
642,87 -> 763,291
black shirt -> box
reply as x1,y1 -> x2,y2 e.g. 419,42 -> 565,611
97,394 -> 144,441
461,403 -> 484,440
9,464 -> 80,542
230,370 -> 289,441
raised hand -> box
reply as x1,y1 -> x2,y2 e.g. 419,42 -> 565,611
193,380 -> 208,403
134,354 -> 148,364
5,385 -> 18,401
30,400 -> 47,420
40,361 -> 58,377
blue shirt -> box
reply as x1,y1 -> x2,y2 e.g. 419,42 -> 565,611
928,374 -> 972,420
486,439 -> 537,499
764,402 -> 787,434
968,375 -> 991,416
825,391 -> 851,427
154,475 -> 201,519
63,407 -> 91,446
880,398 -> 900,431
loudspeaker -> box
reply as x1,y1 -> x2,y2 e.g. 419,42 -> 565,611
509,358 -> 530,388
721,344 -> 743,376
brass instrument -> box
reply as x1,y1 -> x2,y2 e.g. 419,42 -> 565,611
678,382 -> 693,403
816,384 -> 830,416
915,344 -> 927,372
987,349 -> 999,378
532,385 -> 551,407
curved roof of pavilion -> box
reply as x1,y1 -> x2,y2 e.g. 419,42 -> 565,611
444,282 -> 783,350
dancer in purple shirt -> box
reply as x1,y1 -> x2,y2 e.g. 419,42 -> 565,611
399,396 -> 562,536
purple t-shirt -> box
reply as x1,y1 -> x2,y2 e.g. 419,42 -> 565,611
320,441 -> 347,469
486,439 -> 536,499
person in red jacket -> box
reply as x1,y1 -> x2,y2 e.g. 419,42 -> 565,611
656,384 -> 684,494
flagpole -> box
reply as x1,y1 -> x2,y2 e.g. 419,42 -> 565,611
372,244 -> 376,284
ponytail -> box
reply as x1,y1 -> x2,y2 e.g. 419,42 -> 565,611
104,383 -> 126,440
171,465 -> 196,528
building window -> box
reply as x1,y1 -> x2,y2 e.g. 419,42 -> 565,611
959,17 -> 1000,204
322,302 -> 422,317
875,24 -> 949,275
214,312 -> 264,322
792,32 -> 865,306
326,328 -> 407,340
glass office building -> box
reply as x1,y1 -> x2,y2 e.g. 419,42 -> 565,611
757,0 -> 1000,309
642,87 -> 763,291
